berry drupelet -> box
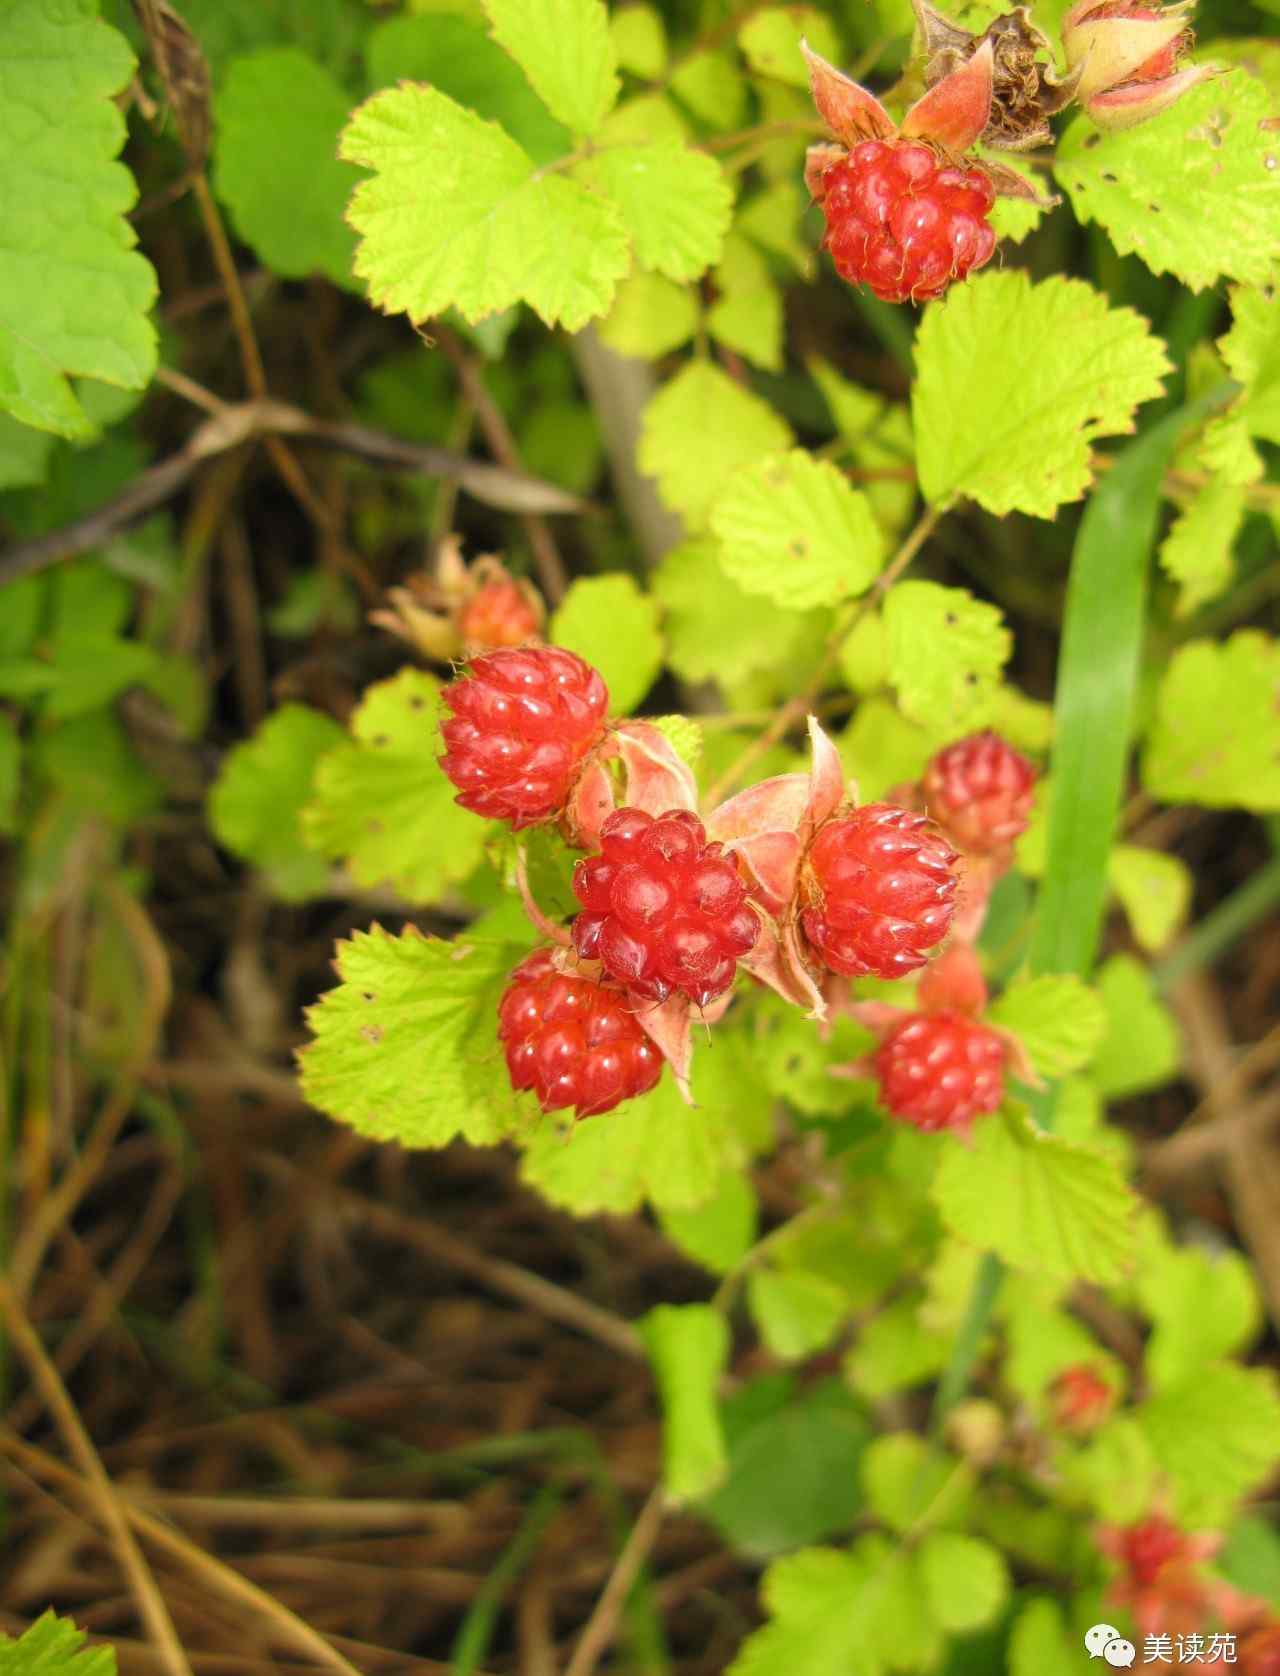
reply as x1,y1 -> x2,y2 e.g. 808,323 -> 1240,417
817,140 -> 997,304
498,949 -> 661,1119
874,1010 -> 1006,1133
571,807 -> 760,1007
439,646 -> 608,830
923,731 -> 1036,856
800,803 -> 959,980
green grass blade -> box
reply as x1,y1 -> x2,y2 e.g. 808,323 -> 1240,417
1029,386 -> 1234,981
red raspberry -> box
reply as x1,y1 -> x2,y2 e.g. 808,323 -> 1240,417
817,140 -> 996,305
1048,1363 -> 1115,1432
497,949 -> 662,1119
439,646 -> 608,830
874,1009 -> 1005,1132
800,804 -> 959,979
923,732 -> 1036,856
1117,1515 -> 1190,1588
570,807 -> 759,1007
457,577 -> 542,651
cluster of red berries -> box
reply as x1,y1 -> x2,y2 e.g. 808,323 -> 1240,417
816,141 -> 997,305
437,643 -> 1036,1128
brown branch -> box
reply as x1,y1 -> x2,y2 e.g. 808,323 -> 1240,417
0,400 -> 590,587
562,1487 -> 667,1676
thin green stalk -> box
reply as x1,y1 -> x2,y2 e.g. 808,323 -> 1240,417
451,1484 -> 562,1675
929,1252 -> 1003,1432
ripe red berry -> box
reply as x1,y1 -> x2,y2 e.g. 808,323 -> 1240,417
439,646 -> 608,830
1117,1515 -> 1190,1588
457,576 -> 542,651
1239,1623 -> 1280,1676
874,1009 -> 1005,1132
1048,1362 -> 1115,1432
817,140 -> 996,305
923,731 -> 1036,855
497,949 -> 662,1119
800,803 -> 959,980
570,807 -> 759,1007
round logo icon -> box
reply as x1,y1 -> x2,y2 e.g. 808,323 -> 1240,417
1084,1624 -> 1124,1660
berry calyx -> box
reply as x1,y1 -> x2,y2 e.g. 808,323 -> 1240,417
817,140 -> 996,304
800,803 -> 959,980
923,731 -> 1036,856
497,949 -> 662,1119
457,575 -> 543,652
439,646 -> 609,830
571,807 -> 760,1007
873,1009 -> 1005,1133
1048,1362 -> 1115,1432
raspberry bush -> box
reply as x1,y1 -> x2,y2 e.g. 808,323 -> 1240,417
3,0 -> 1280,1670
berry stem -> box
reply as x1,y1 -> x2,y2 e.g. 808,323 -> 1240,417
701,500 -> 949,809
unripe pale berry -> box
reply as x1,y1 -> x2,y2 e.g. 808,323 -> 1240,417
817,141 -> 996,305
874,1009 -> 1005,1132
497,949 -> 661,1119
571,807 -> 760,1007
800,803 -> 959,980
439,646 -> 608,830
457,577 -> 543,651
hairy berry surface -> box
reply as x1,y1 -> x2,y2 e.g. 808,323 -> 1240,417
457,577 -> 542,651
874,1009 -> 1005,1132
439,646 -> 608,829
571,807 -> 759,1007
818,140 -> 996,304
801,803 -> 959,979
497,949 -> 661,1119
924,731 -> 1036,855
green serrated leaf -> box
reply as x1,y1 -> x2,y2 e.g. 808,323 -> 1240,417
208,704 -> 347,902
1158,479 -> 1246,615
549,573 -> 662,712
639,361 -> 792,529
1107,845 -> 1192,952
482,0 -> 618,135
987,974 -> 1106,1078
1137,1363 -> 1280,1526
932,1106 -> 1136,1285
658,1172 -> 756,1274
739,7 -> 840,84
573,144 -> 732,282
302,668 -> 493,901
725,1548 -> 867,1676
641,1304 -> 729,1500
519,1026 -> 769,1213
702,1378 -> 870,1559
1219,1516 -> 1280,1609
342,85 -> 629,331
1055,75 -> 1280,290
299,928 -> 526,1148
1211,285 -> 1280,460
365,14 -> 571,165
747,1266 -> 849,1361
654,540 -> 828,687
647,713 -> 703,769
1135,1235 -> 1261,1392
1007,1598 -> 1085,1676
1090,953 -> 1181,1096
706,233 -> 783,371
917,1531 -> 1009,1632
597,271 -> 699,360
0,413 -> 56,490
611,3 -> 667,78
839,696 -> 937,801
1060,1414 -> 1159,1520
711,451 -> 882,608
862,1433 -> 969,1535
844,1294 -> 950,1398
809,358 -> 915,538
913,272 -> 1171,518
882,579 -> 1009,731
0,0 -> 157,438
670,49 -> 747,129
1143,631 -> 1280,810
213,49 -> 359,288
0,1611 -> 116,1676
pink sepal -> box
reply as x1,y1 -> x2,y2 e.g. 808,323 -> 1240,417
740,919 -> 829,1019
634,991 -> 697,1105
900,38 -> 995,151
805,140 -> 848,201
563,721 -> 698,849
1084,62 -> 1215,128
802,39 -> 897,144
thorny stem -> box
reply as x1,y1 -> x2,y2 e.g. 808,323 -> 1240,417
700,499 -> 949,810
